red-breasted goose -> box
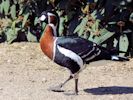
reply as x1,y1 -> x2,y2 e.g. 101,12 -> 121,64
39,11 -> 129,95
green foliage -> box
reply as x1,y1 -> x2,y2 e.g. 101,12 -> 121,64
22,13 -> 30,28
27,29 -> 37,42
0,0 -> 44,43
74,16 -> 88,36
58,13 -> 67,36
0,0 -> 4,13
3,0 -> 10,15
5,20 -> 20,43
119,34 -> 129,56
5,28 -> 20,43
88,29 -> 115,45
0,0 -> 131,56
13,0 -> 17,4
10,4 -> 16,20
34,17 -> 38,26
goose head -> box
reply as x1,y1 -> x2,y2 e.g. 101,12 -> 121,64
39,11 -> 58,26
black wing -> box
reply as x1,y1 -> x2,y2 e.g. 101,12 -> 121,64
56,36 -> 129,63
57,36 -> 93,51
56,36 -> 114,63
56,36 -> 98,56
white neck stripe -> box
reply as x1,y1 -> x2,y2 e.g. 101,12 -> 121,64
48,12 -> 56,17
53,38 -> 58,60
49,24 -> 57,36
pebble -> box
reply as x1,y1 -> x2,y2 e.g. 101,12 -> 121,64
42,78 -> 47,83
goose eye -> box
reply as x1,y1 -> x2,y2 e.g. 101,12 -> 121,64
39,15 -> 46,21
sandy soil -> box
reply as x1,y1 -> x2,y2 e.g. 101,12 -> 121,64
0,42 -> 133,100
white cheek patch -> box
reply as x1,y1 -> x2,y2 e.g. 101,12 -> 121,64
39,15 -> 46,21
57,45 -> 83,67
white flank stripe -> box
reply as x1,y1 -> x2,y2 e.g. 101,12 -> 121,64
57,45 -> 83,67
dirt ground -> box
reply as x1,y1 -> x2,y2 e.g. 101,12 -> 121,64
0,42 -> 133,100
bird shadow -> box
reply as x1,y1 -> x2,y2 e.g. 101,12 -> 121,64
84,86 -> 133,95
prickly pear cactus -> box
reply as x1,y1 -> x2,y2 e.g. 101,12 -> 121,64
119,34 -> 129,56
10,4 -> 16,20
27,28 -> 37,42
74,15 -> 88,36
3,0 -> 10,15
88,28 -> 115,44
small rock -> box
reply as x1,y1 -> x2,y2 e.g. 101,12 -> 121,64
29,80 -> 36,83
7,59 -> 11,63
0,88 -> 3,90
42,78 -> 47,83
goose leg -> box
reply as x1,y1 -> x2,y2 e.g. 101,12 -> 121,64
50,75 -> 73,92
60,75 -> 73,88
75,78 -> 79,95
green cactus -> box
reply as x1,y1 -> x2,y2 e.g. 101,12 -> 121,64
27,28 -> 37,42
19,7 -> 24,15
13,0 -> 18,4
34,17 -> 38,26
0,3 -> 1,13
22,13 -> 30,28
3,0 -> 10,15
5,20 -> 21,43
0,0 -> 4,14
119,34 -> 129,56
91,19 -> 100,33
88,28 -> 115,44
10,4 -> 16,19
58,16 -> 67,36
74,16 -> 88,36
